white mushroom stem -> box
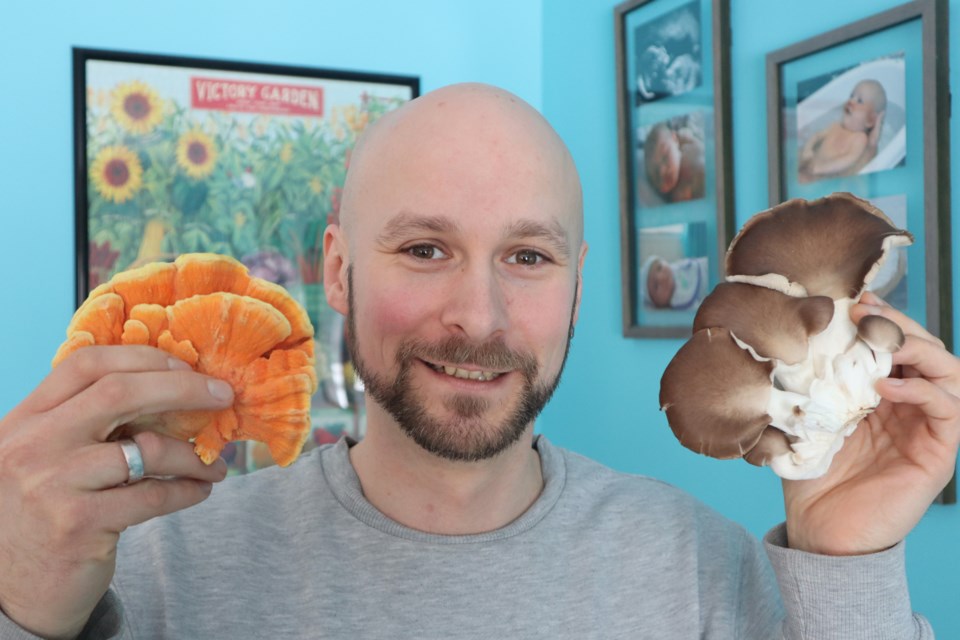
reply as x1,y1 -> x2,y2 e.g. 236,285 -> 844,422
758,299 -> 894,480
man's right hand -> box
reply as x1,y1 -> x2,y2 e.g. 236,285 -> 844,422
0,346 -> 232,639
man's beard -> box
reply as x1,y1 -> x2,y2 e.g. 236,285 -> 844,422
345,267 -> 575,462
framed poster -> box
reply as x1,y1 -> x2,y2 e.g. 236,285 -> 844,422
73,48 -> 418,474
766,0 -> 954,502
614,0 -> 734,338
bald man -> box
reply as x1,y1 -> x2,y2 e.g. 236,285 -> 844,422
1,83 -> 956,639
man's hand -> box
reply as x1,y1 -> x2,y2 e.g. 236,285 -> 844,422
0,346 -> 232,639
782,291 -> 960,555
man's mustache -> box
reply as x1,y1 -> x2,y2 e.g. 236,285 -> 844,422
397,337 -> 538,375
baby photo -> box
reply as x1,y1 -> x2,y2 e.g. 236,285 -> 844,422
796,52 -> 906,184
637,222 -> 709,314
635,112 -> 706,207
632,0 -> 702,105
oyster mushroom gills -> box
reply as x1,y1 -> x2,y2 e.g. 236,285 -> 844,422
659,193 -> 913,480
53,253 -> 318,467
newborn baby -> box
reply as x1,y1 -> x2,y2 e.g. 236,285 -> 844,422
798,79 -> 886,182
643,123 -> 705,203
641,255 -> 708,310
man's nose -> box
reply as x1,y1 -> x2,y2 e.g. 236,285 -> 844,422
439,264 -> 509,341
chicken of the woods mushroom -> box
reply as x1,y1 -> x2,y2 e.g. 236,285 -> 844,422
659,193 -> 913,479
52,253 -> 318,468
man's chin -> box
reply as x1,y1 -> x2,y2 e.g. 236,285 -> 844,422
399,410 -> 531,463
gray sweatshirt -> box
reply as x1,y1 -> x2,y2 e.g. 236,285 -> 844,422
2,436 -> 932,638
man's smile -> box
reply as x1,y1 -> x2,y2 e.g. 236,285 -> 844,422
421,359 -> 505,382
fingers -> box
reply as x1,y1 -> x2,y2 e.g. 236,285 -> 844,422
69,432 -> 228,490
15,346 -> 195,419
854,291 -> 944,346
891,335 -> 960,385
95,478 -> 216,532
876,377 -> 960,446
50,368 -> 234,443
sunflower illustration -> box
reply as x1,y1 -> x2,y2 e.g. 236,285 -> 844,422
176,130 -> 218,179
280,142 -> 294,163
90,145 -> 143,203
110,81 -> 164,134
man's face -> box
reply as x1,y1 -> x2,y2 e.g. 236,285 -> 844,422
333,103 -> 585,462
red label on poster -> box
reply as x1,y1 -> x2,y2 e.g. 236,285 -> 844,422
191,77 -> 324,116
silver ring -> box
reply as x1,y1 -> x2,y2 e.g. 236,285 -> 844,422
118,439 -> 145,484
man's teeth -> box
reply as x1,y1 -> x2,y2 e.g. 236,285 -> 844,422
437,364 -> 500,381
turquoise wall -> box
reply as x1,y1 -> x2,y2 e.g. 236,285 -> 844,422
540,0 -> 960,635
2,0 -> 959,634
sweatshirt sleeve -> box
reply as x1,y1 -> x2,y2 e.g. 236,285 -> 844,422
0,590 -> 123,640
762,523 -> 934,639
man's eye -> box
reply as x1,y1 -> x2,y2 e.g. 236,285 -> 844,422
407,244 -> 447,260
508,250 -> 546,266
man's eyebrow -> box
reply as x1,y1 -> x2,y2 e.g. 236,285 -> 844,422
506,219 -> 571,257
377,212 -> 462,244
376,212 -> 572,258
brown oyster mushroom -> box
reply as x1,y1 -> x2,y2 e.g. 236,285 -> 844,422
857,314 -> 905,353
725,192 -> 913,299
660,327 -> 779,460
693,282 -> 835,365
743,427 -> 794,468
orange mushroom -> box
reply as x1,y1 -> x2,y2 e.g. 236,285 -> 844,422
52,253 -> 318,467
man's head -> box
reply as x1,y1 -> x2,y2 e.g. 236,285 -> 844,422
323,83 -> 587,462
643,123 -> 681,194
842,79 -> 887,133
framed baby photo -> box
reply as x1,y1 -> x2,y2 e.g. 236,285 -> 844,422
766,0 -> 954,502
614,0 -> 734,338
73,48 -> 417,468
766,1 -> 952,359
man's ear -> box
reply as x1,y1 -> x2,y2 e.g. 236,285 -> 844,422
323,224 -> 349,314
571,242 -> 589,325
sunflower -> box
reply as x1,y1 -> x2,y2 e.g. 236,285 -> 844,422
176,130 -> 218,179
90,145 -> 143,203
280,142 -> 294,163
111,81 -> 164,134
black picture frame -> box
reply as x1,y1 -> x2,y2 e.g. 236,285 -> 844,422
766,0 -> 954,503
73,48 -> 418,303
614,0 -> 734,338
73,48 -> 419,475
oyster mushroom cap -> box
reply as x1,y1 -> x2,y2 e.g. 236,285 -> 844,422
743,427 -> 794,468
726,192 -> 913,299
857,314 -> 906,353
693,282 -> 835,365
660,327 -> 776,460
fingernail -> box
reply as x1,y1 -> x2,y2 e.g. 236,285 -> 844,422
207,379 -> 234,402
860,304 -> 884,315
198,481 -> 213,495
884,377 -> 905,386
168,357 -> 192,371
